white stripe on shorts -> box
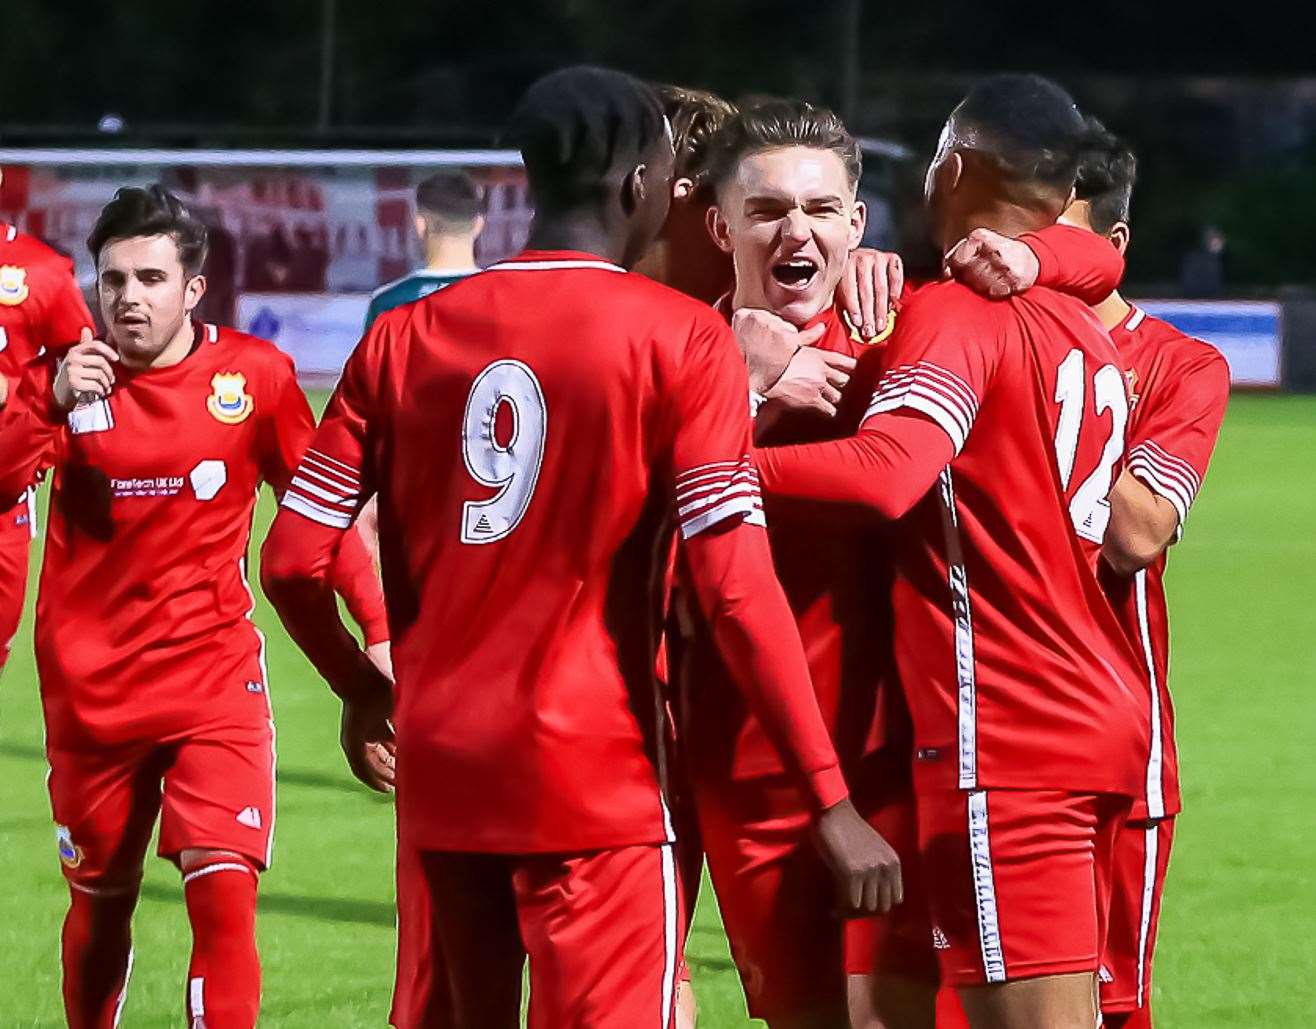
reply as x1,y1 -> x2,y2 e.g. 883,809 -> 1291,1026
659,843 -> 678,1027
1136,823 -> 1160,1008
967,791 -> 1007,983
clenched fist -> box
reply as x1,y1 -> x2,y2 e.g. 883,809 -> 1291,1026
54,328 -> 119,411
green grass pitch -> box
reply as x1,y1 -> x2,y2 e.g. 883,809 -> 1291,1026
0,393 -> 1312,1026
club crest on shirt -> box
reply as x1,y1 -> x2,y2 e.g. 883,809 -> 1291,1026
206,372 -> 254,425
0,265 -> 29,306
844,307 -> 898,346
55,824 -> 84,869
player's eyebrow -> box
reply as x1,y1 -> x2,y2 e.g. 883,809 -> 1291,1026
743,191 -> 845,209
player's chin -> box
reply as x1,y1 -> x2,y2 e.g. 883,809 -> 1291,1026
766,284 -> 830,327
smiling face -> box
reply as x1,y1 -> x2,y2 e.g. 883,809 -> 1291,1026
97,234 -> 205,363
710,146 -> 865,325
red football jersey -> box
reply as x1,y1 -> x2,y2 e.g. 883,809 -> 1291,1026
0,323 -> 339,748
280,250 -> 844,854
1099,306 -> 1230,819
0,222 -> 94,534
680,302 -> 903,784
854,282 -> 1150,796
0,223 -> 92,377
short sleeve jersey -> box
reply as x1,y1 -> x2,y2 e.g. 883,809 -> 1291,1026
1099,306 -> 1230,819
866,280 -> 1150,797
282,250 -> 766,854
31,324 -> 316,748
679,302 -> 904,784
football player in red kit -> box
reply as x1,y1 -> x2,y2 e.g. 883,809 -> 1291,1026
753,76 -> 1151,1029
0,169 -> 94,676
1059,126 -> 1230,1029
0,186 -> 387,1029
681,98 -> 1130,1029
260,66 -> 896,1029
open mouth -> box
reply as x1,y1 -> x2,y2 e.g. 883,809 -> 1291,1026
770,257 -> 820,292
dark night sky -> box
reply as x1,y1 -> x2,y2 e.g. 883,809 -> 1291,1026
2,1 -> 1313,139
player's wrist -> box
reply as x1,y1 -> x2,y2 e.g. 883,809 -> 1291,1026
804,764 -> 850,814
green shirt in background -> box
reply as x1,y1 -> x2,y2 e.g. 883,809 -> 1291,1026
363,267 -> 478,331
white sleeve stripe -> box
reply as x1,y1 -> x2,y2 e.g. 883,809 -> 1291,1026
678,481 -> 761,518
1128,450 -> 1199,503
675,459 -> 743,482
869,381 -> 973,440
306,448 -> 361,478
282,492 -> 354,528
676,469 -> 760,499
1137,441 -> 1202,492
911,362 -> 979,416
289,475 -> 358,506
1127,460 -> 1191,525
867,392 -> 968,455
874,367 -> 978,425
878,362 -> 979,417
301,455 -> 360,490
679,495 -> 763,539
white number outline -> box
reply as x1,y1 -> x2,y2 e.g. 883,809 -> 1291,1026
460,359 -> 547,544
1051,349 -> 1129,543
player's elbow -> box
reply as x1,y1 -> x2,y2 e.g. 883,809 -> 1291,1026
259,516 -> 323,599
1101,529 -> 1166,577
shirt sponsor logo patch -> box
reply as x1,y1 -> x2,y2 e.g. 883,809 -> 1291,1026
0,265 -> 29,306
112,475 -> 184,498
236,806 -> 262,829
206,372 -> 254,425
55,824 -> 84,869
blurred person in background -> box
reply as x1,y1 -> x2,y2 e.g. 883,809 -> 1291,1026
363,170 -> 486,331
0,168 -> 95,679
1179,224 -> 1227,297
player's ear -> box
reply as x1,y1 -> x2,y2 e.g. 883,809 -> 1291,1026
183,274 -> 207,314
471,213 -> 486,240
1109,221 -> 1131,256
413,215 -> 428,242
848,197 -> 867,250
706,204 -> 734,254
672,176 -> 695,202
622,162 -> 647,216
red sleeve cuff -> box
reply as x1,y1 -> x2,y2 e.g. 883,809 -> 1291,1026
1022,229 -> 1063,287
805,764 -> 850,812
361,616 -> 390,647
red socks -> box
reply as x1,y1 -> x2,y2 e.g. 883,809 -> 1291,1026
62,885 -> 138,1029
181,857 -> 261,1028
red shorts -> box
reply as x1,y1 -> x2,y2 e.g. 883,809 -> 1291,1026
47,720 -> 276,888
915,761 -> 1130,986
391,837 -> 449,1029
0,496 -> 32,674
420,843 -> 683,1029
1100,817 -> 1175,1014
697,754 -> 933,1021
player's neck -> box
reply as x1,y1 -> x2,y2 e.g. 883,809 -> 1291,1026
525,216 -> 625,267
1092,290 -> 1132,331
424,236 -> 476,273
119,318 -> 196,371
941,203 -> 1048,254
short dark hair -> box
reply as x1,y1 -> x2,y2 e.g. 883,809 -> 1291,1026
658,84 -> 737,187
416,170 -> 484,231
705,98 -> 862,196
951,74 -> 1087,200
88,185 -> 208,275
1074,117 -> 1137,235
503,65 -> 667,210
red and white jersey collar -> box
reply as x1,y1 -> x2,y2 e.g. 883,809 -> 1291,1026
486,249 -> 626,274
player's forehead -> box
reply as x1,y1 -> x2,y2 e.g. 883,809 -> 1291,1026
731,146 -> 853,205
97,233 -> 184,273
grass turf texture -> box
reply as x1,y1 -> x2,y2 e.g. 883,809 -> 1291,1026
0,392 -> 1312,1026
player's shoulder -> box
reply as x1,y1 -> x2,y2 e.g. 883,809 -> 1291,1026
208,323 -> 298,380
1136,309 -> 1229,374
896,278 -> 1013,337
0,224 -> 77,274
